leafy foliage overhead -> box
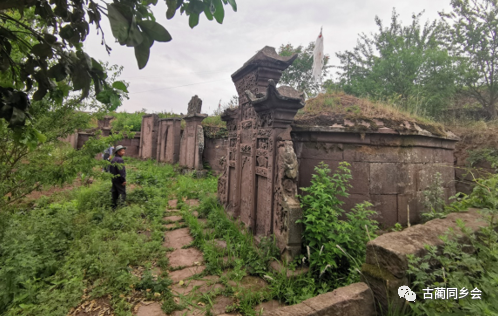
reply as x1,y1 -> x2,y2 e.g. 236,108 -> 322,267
0,0 -> 237,130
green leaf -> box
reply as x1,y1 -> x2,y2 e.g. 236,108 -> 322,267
227,0 -> 237,11
10,107 -> 26,127
134,35 -> 152,69
138,21 -> 172,42
91,58 -> 104,72
126,16 -> 144,47
47,63 -> 67,82
212,0 -> 224,24
112,81 -> 129,93
31,43 -> 53,58
34,130 -> 47,143
107,4 -> 130,44
44,33 -> 58,44
189,12 -> 200,28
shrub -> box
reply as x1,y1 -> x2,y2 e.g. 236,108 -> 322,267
407,174 -> 498,315
297,162 -> 378,285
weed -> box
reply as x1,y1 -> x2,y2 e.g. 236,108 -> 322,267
297,161 -> 378,285
422,172 -> 447,221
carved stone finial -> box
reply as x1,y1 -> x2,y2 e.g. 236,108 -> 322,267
187,95 -> 202,115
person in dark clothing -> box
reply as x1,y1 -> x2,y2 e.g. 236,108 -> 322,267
109,145 -> 127,210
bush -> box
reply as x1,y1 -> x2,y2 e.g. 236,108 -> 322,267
407,174 -> 498,315
297,162 -> 378,285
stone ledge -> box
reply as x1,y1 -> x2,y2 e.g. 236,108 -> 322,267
365,208 -> 486,279
265,282 -> 375,316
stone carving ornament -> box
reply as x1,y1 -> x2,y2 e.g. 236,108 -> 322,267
187,95 -> 203,115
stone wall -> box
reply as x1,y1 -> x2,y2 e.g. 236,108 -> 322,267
361,208 -> 486,313
203,138 -> 228,174
292,127 -> 457,227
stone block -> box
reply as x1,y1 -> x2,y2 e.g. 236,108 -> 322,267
370,195 -> 398,228
370,163 -> 398,195
360,263 -> 408,314
300,142 -> 344,160
348,162 -> 369,194
397,192 -> 423,226
365,208 -> 486,279
343,145 -> 401,163
301,282 -> 375,316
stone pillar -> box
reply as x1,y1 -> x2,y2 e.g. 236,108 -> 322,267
156,118 -> 182,164
179,96 -> 207,170
218,46 -> 304,258
139,114 -> 159,159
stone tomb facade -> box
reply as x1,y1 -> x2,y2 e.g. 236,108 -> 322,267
156,118 -> 181,164
139,114 -> 159,160
218,47 -> 305,258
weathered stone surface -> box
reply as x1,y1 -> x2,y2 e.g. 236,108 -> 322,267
139,114 -> 159,160
163,228 -> 193,249
179,107 -> 207,171
163,216 -> 183,223
168,248 -> 204,268
211,296 -> 236,315
302,282 -> 375,316
370,195 -> 398,228
263,283 -> 375,316
168,200 -> 178,209
168,265 -> 205,283
264,303 -> 315,316
156,118 -> 181,164
253,300 -> 284,315
365,208 -> 486,278
370,163 -> 398,195
218,46 -> 304,258
135,302 -> 167,316
187,95 -> 202,115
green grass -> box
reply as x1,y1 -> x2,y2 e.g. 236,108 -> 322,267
0,158 -> 176,316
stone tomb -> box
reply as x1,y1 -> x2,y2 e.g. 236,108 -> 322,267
218,46 -> 304,258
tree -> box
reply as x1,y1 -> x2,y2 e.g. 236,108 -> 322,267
278,42 -> 331,98
336,9 -> 458,118
440,0 -> 498,119
0,0 -> 237,133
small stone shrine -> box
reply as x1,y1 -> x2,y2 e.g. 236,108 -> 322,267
218,46 -> 305,258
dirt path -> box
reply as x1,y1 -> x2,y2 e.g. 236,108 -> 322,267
134,199 -> 282,316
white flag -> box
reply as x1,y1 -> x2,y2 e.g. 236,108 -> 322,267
312,28 -> 324,85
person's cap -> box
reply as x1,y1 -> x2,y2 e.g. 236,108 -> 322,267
115,145 -> 127,151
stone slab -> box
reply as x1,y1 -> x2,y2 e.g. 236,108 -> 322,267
301,282 -> 375,316
136,302 -> 167,316
168,265 -> 206,283
163,216 -> 183,222
365,208 -> 486,278
168,248 -> 204,268
168,200 -> 178,209
163,228 -> 193,249
211,296 -> 236,315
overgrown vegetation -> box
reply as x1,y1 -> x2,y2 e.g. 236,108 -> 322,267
0,159 -> 176,315
407,173 -> 498,315
297,162 -> 378,287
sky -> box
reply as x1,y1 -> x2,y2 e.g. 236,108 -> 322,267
83,0 -> 453,115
